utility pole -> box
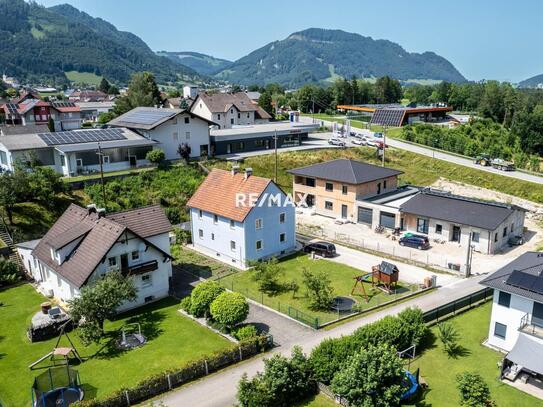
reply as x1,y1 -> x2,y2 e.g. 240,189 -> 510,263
274,129 -> 278,183
381,125 -> 387,167
312,97 -> 315,124
465,232 -> 473,278
96,143 -> 107,209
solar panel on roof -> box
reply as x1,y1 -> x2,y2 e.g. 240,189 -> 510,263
6,103 -> 19,114
38,128 -> 127,146
370,108 -> 406,127
52,101 -> 76,108
121,109 -> 177,125
505,269 -> 543,295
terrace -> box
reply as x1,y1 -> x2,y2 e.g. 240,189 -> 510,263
519,313 -> 543,340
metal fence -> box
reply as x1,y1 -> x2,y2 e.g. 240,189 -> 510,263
423,287 -> 493,324
297,224 -> 464,274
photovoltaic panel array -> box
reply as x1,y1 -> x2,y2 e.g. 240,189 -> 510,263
38,128 -> 127,146
51,101 -> 76,108
505,269 -> 543,295
370,108 -> 406,127
6,103 -> 19,114
121,109 -> 177,125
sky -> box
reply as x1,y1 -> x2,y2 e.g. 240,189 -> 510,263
35,0 -> 543,82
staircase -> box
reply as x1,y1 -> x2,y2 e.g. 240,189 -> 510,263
0,218 -> 25,272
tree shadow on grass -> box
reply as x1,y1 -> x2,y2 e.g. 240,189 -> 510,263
446,343 -> 471,359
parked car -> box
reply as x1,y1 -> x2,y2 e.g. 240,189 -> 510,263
508,235 -> 524,246
399,234 -> 430,250
373,132 -> 384,139
351,137 -> 366,145
366,138 -> 380,147
328,138 -> 346,146
303,241 -> 337,257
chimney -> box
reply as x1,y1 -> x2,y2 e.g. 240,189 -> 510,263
231,165 -> 240,176
86,204 -> 97,214
97,208 -> 106,218
245,168 -> 253,179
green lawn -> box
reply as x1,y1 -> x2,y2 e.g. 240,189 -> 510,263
295,393 -> 337,406
0,284 -> 231,407
406,302 -> 543,407
219,252 -> 419,327
65,71 -> 103,86
172,245 -> 238,280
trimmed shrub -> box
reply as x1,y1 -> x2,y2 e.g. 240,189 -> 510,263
210,292 -> 249,329
232,325 -> 258,341
189,281 -> 225,318
179,296 -> 192,313
456,372 -> 495,407
146,149 -> 166,165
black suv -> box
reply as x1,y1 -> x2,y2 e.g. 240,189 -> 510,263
303,241 -> 337,257
399,234 -> 430,250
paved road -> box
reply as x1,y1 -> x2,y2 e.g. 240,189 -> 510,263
301,116 -> 543,185
157,269 -> 485,406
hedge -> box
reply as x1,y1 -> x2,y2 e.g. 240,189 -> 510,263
72,335 -> 272,407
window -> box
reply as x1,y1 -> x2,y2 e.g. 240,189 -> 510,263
108,257 -> 117,267
76,158 -> 83,167
230,109 -> 234,114
211,233 -> 215,241
280,233 -> 286,243
237,113 -> 241,119
325,182 -> 333,192
198,229 -> 203,239
230,219 -> 235,229
173,132 -> 179,141
217,114 -> 221,120
184,117 -> 190,124
305,178 -> 316,187
213,214 -> 218,224
377,182 -> 381,194
494,322 -> 507,339
102,155 -> 110,164
498,291 -> 511,308
325,201 -> 333,210
384,180 -> 387,189
503,227 -> 507,237
279,213 -> 286,224
435,224 -> 442,234
255,218 -> 263,229
256,240 -> 263,251
494,233 -> 498,242
417,218 -> 429,234
239,141 -> 245,150
185,131 -> 191,140
230,240 -> 236,251
198,210 -> 203,219
247,113 -> 250,118
511,222 -> 514,233
131,251 -> 139,261
472,232 -> 480,243
141,274 -> 152,288
60,155 -> 66,166
342,185 -> 348,195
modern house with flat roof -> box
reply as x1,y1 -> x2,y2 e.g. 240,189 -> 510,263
108,107 -> 214,160
17,204 -> 173,310
0,127 -> 156,176
191,92 -> 271,129
336,104 -> 452,127
187,167 -> 296,268
480,252 -> 543,388
210,121 -> 319,156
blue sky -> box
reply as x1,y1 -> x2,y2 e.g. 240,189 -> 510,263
36,0 -> 543,82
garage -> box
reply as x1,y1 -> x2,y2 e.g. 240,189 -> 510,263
379,211 -> 396,229
357,207 -> 373,225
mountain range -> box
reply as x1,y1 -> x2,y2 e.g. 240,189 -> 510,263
157,51 -> 232,76
518,73 -> 543,88
0,0 -> 201,85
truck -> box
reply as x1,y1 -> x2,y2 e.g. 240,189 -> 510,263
474,154 -> 515,171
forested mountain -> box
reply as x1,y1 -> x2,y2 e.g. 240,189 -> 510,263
214,28 -> 466,88
0,0 -> 199,85
518,74 -> 543,89
157,51 -> 232,75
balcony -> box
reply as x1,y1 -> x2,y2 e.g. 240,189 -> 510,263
519,313 -> 543,340
122,260 -> 158,276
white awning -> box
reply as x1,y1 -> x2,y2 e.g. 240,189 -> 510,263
506,333 -> 543,375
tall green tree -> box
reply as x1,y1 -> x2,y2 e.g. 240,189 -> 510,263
258,91 -> 273,116
98,77 -> 111,94
113,72 -> 162,116
374,76 -> 402,104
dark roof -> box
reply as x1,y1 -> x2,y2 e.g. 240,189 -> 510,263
287,159 -> 403,185
0,124 -> 49,136
31,204 -> 171,288
400,190 -> 521,231
379,261 -> 399,275
480,252 -> 543,303
108,106 -> 215,130
195,92 -> 259,113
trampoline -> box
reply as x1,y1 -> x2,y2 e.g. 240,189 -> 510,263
331,296 -> 357,312
118,322 -> 147,350
32,366 -> 83,407
400,370 -> 419,402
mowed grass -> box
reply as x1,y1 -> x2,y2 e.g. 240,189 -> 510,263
65,71 -> 103,86
209,146 -> 543,203
0,284 -> 231,407
219,252 -> 418,326
295,393 -> 337,406
406,302 -> 543,407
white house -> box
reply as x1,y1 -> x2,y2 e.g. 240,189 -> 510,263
108,107 -> 214,160
17,204 -> 173,311
191,92 -> 271,129
480,252 -> 543,385
187,167 -> 296,268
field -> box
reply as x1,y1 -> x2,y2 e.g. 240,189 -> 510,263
0,284 -> 231,407
407,302 -> 543,406
65,71 -> 103,86
209,147 -> 543,203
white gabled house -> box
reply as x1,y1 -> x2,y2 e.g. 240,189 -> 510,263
187,167 -> 296,268
17,204 -> 173,311
480,252 -> 543,385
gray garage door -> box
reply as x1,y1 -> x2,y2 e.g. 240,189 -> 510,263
357,207 -> 373,225
379,212 -> 396,229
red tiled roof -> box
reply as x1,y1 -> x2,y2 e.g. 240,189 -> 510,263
187,169 -> 271,222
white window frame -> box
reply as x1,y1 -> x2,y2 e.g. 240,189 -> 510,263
184,117 -> 190,124
230,240 -> 236,251
186,131 -> 191,140
108,257 -> 117,267
230,219 -> 235,229
131,250 -> 139,261
141,273 -> 152,288
213,214 -> 218,224
198,229 -> 203,239
76,158 -> 83,167
102,155 -> 110,165
198,209 -> 203,219
255,218 -> 263,230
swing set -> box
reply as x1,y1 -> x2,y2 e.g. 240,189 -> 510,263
29,321 -> 83,370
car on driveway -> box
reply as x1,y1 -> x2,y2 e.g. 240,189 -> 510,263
303,241 -> 337,257
328,138 -> 346,146
351,137 -> 366,145
399,234 -> 430,250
